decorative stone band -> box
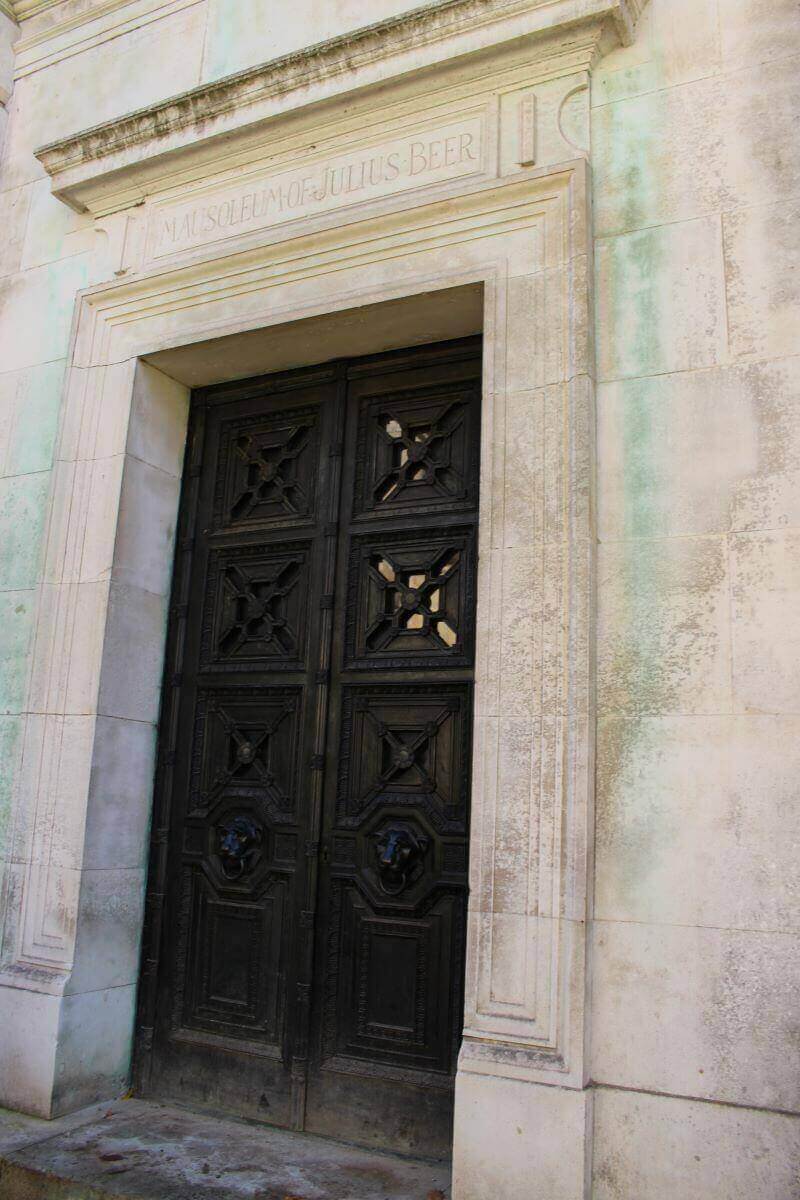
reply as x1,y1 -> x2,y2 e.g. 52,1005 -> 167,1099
146,114 -> 488,261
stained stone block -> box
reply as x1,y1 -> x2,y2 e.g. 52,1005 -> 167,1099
76,456 -> 125,586
720,0 -> 800,70
592,75 -> 727,237
593,1086 -> 800,1200
62,581 -> 110,716
202,0 -> 419,82
731,529 -> 800,715
46,715 -> 96,871
0,360 -> 66,479
0,987 -> 60,1117
595,217 -> 726,382
127,362 -> 190,478
725,200 -> 800,362
592,919 -> 800,1112
597,535 -> 732,717
83,716 -> 157,871
0,471 -> 49,590
113,454 -> 182,598
596,713 -> 800,932
453,1073 -> 591,1200
20,179 -> 94,272
0,185 -> 34,280
96,581 -> 169,724
597,357 -> 800,540
52,986 -> 137,1116
592,0 -> 720,105
721,58 -> 800,210
0,257 -> 90,373
0,712 -> 23,854
0,589 -> 36,715
67,867 -> 146,995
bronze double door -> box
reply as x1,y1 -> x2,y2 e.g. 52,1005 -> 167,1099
137,338 -> 481,1157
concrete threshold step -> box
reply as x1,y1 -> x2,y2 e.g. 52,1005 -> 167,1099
0,1098 -> 451,1200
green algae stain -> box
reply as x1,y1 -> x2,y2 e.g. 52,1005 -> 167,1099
592,79 -> 707,916
9,360 -> 68,477
595,713 -> 676,915
0,472 -> 51,592
0,590 -> 36,716
595,534 -> 729,915
202,0 -> 274,82
600,536 -> 728,720
0,715 -> 23,860
601,225 -> 668,383
593,90 -> 664,237
619,381 -> 660,541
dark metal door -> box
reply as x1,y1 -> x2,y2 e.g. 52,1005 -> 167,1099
136,338 -> 481,1157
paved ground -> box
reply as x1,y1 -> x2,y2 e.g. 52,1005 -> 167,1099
0,1099 -> 451,1199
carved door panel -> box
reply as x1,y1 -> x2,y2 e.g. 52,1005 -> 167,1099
137,366 -> 346,1127
306,346 -> 480,1156
137,339 -> 480,1155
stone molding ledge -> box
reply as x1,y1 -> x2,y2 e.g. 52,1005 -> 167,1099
11,0 -> 202,78
6,0 -> 59,18
36,0 -> 646,214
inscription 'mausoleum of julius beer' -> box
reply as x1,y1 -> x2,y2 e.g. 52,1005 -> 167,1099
150,115 -> 486,257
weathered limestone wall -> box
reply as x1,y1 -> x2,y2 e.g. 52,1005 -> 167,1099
591,0 -> 800,1194
201,0 -> 428,81
0,0 -> 797,1195
0,10 -> 436,868
0,4 -> 202,1031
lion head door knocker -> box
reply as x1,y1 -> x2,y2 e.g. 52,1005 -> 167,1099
217,814 -> 262,879
372,823 -> 428,896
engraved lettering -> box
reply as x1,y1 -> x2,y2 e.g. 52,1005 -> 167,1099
302,176 -> 316,204
151,116 -> 485,258
410,141 -> 427,176
460,132 -> 477,161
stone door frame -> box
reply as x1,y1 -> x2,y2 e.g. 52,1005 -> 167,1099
0,159 -> 595,1186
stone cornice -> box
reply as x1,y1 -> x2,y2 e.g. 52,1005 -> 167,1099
12,0 -> 202,77
10,0 -> 62,17
37,0 -> 647,215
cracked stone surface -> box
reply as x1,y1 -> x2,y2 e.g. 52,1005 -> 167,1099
0,1099 -> 451,1199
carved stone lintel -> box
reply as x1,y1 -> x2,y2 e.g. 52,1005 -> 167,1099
34,0 -> 647,216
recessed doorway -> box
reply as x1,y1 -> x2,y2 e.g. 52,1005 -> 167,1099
136,337 -> 481,1159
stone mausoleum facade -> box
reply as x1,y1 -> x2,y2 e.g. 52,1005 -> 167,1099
0,1 -> 797,1197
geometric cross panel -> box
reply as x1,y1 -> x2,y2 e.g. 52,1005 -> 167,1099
214,405 -> 319,529
201,543 -> 310,670
336,684 -> 471,829
345,528 -> 475,669
190,688 -> 301,820
353,385 -> 479,519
